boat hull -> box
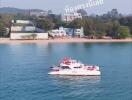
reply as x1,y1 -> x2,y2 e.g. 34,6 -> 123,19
48,70 -> 101,76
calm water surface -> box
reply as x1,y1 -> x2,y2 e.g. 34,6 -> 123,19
0,43 -> 132,100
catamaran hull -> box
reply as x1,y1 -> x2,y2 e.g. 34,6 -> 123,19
48,71 -> 101,76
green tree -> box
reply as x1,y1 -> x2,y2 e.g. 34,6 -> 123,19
69,18 -> 96,36
117,26 -> 130,39
36,19 -> 54,31
69,18 -> 82,28
0,21 -> 6,37
0,14 -> 13,37
130,25 -> 132,35
111,21 -> 120,38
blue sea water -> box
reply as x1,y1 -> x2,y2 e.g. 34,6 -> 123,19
0,43 -> 132,100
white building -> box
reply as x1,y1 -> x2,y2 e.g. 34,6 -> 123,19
10,20 -> 48,40
30,10 -> 52,17
64,27 -> 84,37
50,27 -> 84,37
30,11 -> 48,17
62,12 -> 82,22
50,27 -> 67,37
74,27 -> 84,37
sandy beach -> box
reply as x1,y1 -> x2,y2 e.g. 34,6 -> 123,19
0,38 -> 132,44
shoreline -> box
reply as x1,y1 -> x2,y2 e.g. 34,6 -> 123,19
0,38 -> 132,44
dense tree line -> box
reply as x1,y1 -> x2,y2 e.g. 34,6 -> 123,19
0,9 -> 132,39
0,14 -> 12,37
68,18 -> 131,39
34,9 -> 132,39
65,9 -> 132,39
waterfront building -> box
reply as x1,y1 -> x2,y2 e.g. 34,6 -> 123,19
64,27 -> 84,37
50,27 -> 84,37
50,27 -> 67,37
10,20 -> 48,40
61,12 -> 82,22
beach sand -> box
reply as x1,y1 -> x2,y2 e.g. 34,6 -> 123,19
0,38 -> 132,44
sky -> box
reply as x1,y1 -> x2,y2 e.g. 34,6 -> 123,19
1,0 -> 132,15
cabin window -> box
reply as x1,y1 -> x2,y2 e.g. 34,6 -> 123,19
61,66 -> 70,69
74,66 -> 82,68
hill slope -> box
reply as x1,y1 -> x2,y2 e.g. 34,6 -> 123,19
0,7 -> 45,15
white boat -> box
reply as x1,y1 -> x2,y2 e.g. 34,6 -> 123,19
48,57 -> 101,76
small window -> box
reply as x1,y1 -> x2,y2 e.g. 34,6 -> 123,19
61,66 -> 70,69
74,66 -> 82,69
